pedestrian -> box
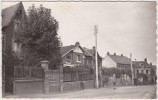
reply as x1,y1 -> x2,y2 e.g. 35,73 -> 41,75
112,74 -> 117,90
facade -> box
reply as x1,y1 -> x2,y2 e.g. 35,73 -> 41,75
133,58 -> 152,84
60,42 -> 102,68
133,59 -> 151,77
103,52 -> 131,69
2,2 -> 25,92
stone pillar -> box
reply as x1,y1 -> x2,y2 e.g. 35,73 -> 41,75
59,65 -> 63,92
44,70 -> 49,94
41,60 -> 49,94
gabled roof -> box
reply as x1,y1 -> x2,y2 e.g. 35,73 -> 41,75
82,47 -> 92,56
108,54 -> 131,64
87,49 -> 102,59
60,45 -> 76,57
133,61 -> 151,68
2,2 -> 22,28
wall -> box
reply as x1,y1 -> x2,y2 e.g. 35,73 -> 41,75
13,79 -> 95,95
13,79 -> 44,95
49,83 -> 60,93
102,55 -> 117,68
63,80 -> 95,92
63,81 -> 81,91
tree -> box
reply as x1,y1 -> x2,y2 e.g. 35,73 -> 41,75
15,4 -> 62,69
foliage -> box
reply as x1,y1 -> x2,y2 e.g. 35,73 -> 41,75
15,4 -> 62,68
102,68 -> 122,78
102,68 -> 132,78
121,68 -> 132,77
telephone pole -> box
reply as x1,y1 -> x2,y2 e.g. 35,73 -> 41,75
130,53 -> 134,85
94,25 -> 99,88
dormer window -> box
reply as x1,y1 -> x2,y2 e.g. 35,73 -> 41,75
139,63 -> 144,67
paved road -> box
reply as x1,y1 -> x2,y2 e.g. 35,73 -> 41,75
4,85 -> 156,99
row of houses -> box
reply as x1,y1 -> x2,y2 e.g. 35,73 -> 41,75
2,2 -> 156,94
103,52 -> 156,84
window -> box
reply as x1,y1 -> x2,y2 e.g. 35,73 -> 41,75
89,60 -> 92,65
141,70 -> 143,73
14,20 -> 20,32
76,55 -> 81,61
146,70 -> 148,74
87,60 -> 89,65
137,70 -> 139,74
66,55 -> 71,61
12,40 -> 21,58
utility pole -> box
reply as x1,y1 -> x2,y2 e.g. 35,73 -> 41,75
94,25 -> 99,88
130,53 -> 134,85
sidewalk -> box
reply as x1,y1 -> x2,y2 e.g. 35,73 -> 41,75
3,85 -> 156,98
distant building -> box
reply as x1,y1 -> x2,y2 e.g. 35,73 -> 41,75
60,42 -> 102,68
133,58 -> 151,78
103,52 -> 131,69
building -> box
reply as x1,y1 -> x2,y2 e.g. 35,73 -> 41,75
2,2 -> 25,92
103,52 -> 131,69
60,42 -> 102,68
133,58 -> 152,84
133,58 -> 151,77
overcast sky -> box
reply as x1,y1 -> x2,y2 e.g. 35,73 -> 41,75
2,2 -> 157,65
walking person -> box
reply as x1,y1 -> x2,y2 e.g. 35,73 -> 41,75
112,74 -> 117,90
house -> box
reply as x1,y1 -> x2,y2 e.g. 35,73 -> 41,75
133,58 -> 151,77
2,2 -> 25,92
133,58 -> 152,84
103,52 -> 131,69
60,42 -> 102,68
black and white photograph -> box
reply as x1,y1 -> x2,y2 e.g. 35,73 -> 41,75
1,0 -> 157,99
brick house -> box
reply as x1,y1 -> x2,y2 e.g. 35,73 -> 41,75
103,52 -> 131,69
2,2 -> 25,92
133,58 -> 152,83
60,42 -> 102,68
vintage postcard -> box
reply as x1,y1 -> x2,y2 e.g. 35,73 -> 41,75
1,0 -> 157,99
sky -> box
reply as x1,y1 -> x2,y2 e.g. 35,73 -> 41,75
1,1 -> 157,65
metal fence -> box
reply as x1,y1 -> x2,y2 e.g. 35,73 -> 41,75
63,69 -> 94,82
14,66 -> 44,79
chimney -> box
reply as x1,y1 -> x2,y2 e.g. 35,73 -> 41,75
75,42 -> 80,46
121,54 -> 123,56
150,63 -> 152,66
114,53 -> 116,56
144,58 -> 147,63
93,46 -> 95,50
107,52 -> 110,55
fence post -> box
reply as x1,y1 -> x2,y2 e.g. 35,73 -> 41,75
59,65 -> 63,92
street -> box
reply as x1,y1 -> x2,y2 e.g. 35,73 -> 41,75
4,85 -> 156,99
